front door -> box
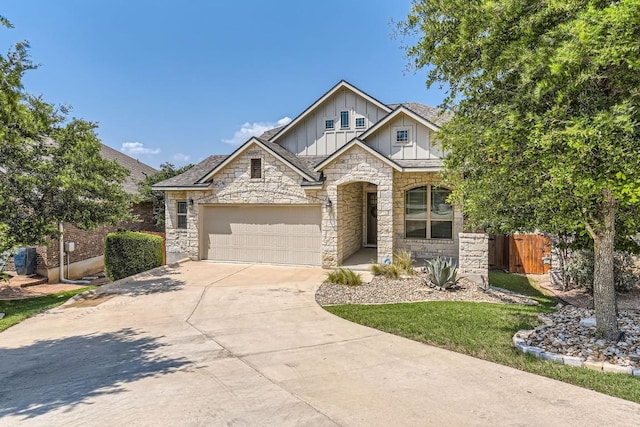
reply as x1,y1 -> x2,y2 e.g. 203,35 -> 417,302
366,192 -> 377,246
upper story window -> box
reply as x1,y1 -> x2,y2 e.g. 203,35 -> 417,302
177,201 -> 188,229
251,158 -> 262,179
396,129 -> 409,143
340,111 -> 350,129
325,119 -> 335,130
405,186 -> 453,239
355,117 -> 366,129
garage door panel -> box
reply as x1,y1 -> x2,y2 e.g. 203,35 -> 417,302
203,206 -> 322,266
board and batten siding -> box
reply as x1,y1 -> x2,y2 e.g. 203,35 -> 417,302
279,89 -> 388,156
364,114 -> 443,160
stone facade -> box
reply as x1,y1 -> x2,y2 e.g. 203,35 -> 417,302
393,172 -> 462,259
322,145 -> 394,265
337,182 -> 364,263
165,143 -> 324,263
163,142 -> 467,269
458,233 -> 489,279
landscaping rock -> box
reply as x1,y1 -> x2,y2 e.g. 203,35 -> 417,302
525,306 -> 640,371
580,317 -> 596,327
316,276 -> 537,306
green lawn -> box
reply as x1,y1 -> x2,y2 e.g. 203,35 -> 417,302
0,287 -> 93,333
325,272 -> 640,403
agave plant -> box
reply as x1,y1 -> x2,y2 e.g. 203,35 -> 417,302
424,257 -> 459,290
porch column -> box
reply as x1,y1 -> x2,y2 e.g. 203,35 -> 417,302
377,185 -> 394,264
321,186 -> 338,268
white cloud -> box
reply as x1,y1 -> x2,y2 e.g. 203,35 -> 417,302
172,153 -> 190,163
121,141 -> 160,156
222,116 -> 292,146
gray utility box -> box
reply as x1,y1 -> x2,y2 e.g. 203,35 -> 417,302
14,247 -> 37,276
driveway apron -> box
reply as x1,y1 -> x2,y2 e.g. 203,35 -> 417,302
0,261 -> 638,426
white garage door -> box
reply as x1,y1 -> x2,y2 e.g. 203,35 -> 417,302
202,205 -> 322,266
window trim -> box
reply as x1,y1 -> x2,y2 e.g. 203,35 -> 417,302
393,126 -> 412,145
177,201 -> 188,229
250,158 -> 262,179
324,118 -> 335,130
340,111 -> 350,129
355,116 -> 366,129
404,186 -> 453,240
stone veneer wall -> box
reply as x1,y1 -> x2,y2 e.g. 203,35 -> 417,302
164,143 -> 324,263
322,145 -> 394,265
337,182 -> 363,263
392,172 -> 462,259
458,233 -> 489,278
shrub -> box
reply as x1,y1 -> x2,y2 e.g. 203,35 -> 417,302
393,250 -> 415,276
424,257 -> 459,290
565,249 -> 640,293
370,250 -> 414,279
326,268 -> 362,286
370,263 -> 400,279
104,231 -> 163,281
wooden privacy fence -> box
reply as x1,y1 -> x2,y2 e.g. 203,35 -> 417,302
488,234 -> 551,274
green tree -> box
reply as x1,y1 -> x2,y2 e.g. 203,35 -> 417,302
138,162 -> 193,227
400,0 -> 640,339
0,17 -> 131,259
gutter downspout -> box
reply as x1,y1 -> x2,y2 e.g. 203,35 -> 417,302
58,222 -> 90,285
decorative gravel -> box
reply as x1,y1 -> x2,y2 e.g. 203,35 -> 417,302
526,306 -> 640,369
316,275 -> 538,306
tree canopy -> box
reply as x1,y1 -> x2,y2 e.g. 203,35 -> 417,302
0,17 -> 131,258
400,0 -> 640,338
138,162 -> 193,227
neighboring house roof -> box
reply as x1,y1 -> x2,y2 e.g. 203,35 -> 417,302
152,155 -> 228,188
99,144 -> 158,195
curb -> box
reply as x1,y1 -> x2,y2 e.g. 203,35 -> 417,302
513,329 -> 640,377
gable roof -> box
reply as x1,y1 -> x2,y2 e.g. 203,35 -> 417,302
357,105 -> 442,143
196,137 -> 321,184
268,80 -> 392,143
313,138 -> 403,172
151,155 -> 228,189
386,103 -> 452,127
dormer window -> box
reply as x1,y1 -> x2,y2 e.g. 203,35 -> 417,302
340,111 -> 350,129
325,119 -> 335,130
355,117 -> 366,129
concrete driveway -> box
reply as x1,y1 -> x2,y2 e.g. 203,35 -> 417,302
0,262 -> 638,426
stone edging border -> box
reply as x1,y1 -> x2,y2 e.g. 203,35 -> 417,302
513,329 -> 640,377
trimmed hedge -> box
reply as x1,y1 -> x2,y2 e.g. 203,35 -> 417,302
104,231 -> 163,281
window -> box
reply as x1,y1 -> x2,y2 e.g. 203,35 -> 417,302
355,117 -> 366,129
396,129 -> 409,143
177,201 -> 188,229
325,119 -> 335,130
251,158 -> 261,179
405,186 -> 453,239
340,111 -> 350,128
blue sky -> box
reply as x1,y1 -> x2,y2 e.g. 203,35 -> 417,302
1,1 -> 445,169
